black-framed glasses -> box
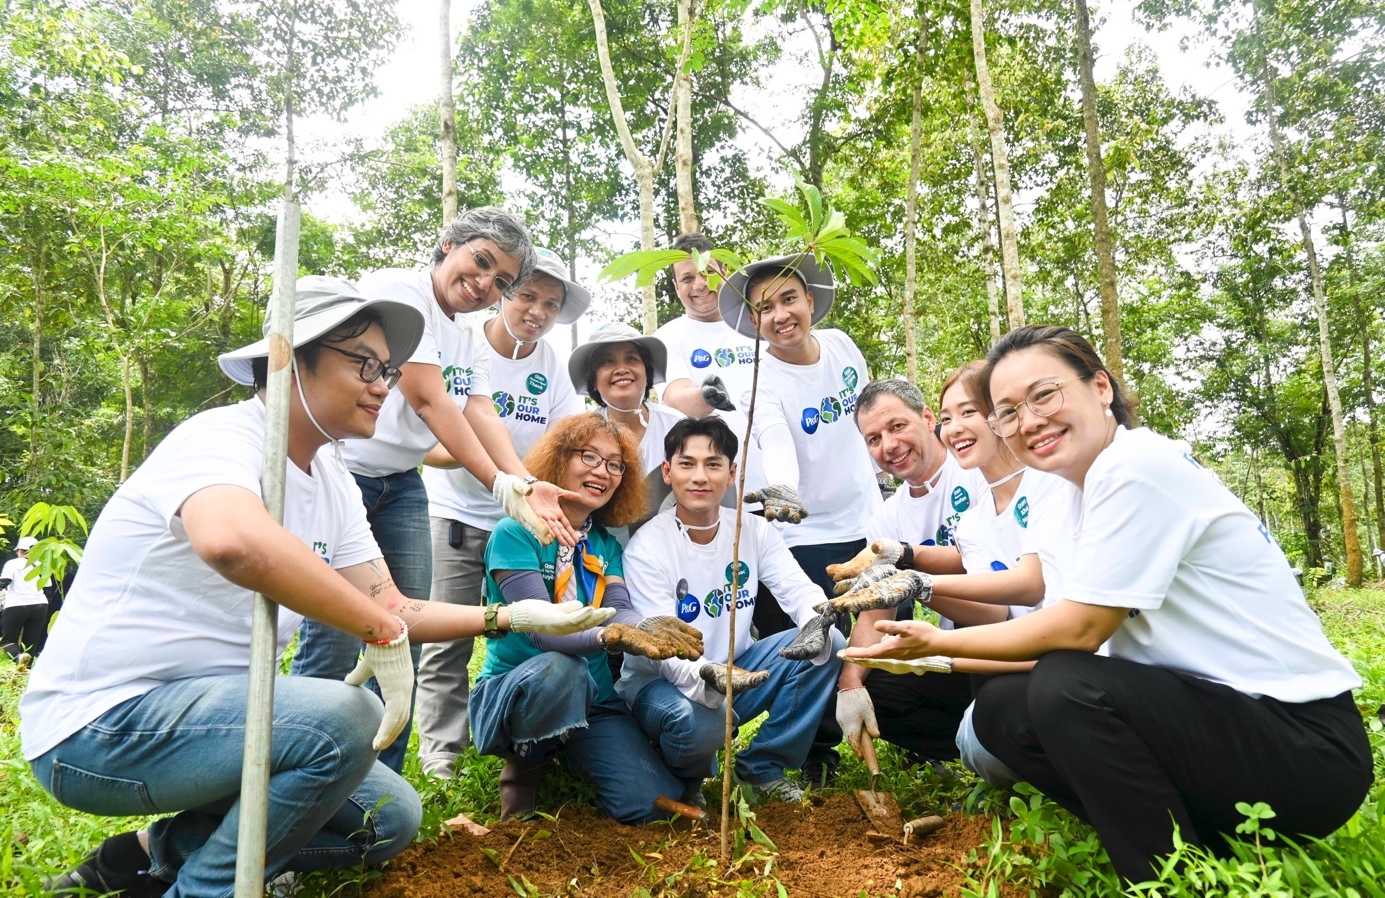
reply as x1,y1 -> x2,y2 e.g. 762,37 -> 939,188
987,379 -> 1072,437
465,240 -> 515,296
320,344 -> 402,389
571,448 -> 627,476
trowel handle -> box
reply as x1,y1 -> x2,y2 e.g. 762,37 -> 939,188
859,731 -> 881,779
654,795 -> 712,822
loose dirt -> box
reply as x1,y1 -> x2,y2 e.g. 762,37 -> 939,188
369,793 -> 1012,897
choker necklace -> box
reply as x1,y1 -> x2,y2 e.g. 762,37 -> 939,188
292,355 -> 346,469
908,463 -> 946,496
987,467 -> 1026,488
677,517 -> 721,532
497,299 -> 539,359
602,401 -> 649,428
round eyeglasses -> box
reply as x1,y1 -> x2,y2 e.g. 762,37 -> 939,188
571,448 -> 627,476
320,344 -> 402,390
987,379 -> 1072,438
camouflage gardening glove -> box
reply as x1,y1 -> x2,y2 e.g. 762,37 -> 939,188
826,539 -> 904,583
826,570 -> 932,616
829,563 -> 900,597
700,375 -> 736,412
602,618 -> 704,660
778,609 -> 839,663
699,662 -> 771,695
745,484 -> 808,524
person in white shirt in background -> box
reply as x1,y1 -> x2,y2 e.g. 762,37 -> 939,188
291,208 -> 580,774
619,416 -> 845,805
716,252 -> 882,786
1,536 -> 49,666
568,323 -> 686,541
24,277 -> 612,898
414,248 -> 590,780
845,324 -> 1372,884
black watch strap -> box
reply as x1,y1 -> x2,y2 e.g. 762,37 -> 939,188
899,542 -> 915,570
484,603 -> 506,639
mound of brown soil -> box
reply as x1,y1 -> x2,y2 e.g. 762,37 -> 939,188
369,794 -> 1007,897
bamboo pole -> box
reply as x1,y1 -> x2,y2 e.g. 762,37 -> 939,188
233,198 -> 300,898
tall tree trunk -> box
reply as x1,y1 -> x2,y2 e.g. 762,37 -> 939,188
901,14 -> 927,384
1073,0 -> 1122,381
966,77 -> 1001,344
588,0 -> 658,332
674,0 -> 698,234
968,0 -> 1023,328
1261,63 -> 1362,586
1340,198 -> 1385,551
439,0 -> 458,223
138,352 -> 154,461
28,248 -> 44,477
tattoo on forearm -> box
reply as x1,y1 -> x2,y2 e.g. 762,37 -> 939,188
369,578 -> 396,598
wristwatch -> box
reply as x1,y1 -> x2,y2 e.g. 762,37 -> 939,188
898,542 -> 915,570
484,603 -> 507,639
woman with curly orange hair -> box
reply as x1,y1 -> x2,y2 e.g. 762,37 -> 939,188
469,413 -> 705,824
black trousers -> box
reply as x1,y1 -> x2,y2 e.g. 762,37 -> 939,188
1,603 -> 49,658
865,668 -> 977,761
972,650 -> 1373,883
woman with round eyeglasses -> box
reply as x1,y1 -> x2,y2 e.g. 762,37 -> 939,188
293,208 -> 583,775
568,323 -> 686,541
844,325 -> 1371,882
470,413 -> 703,824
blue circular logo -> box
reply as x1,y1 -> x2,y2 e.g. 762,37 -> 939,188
950,486 -> 971,513
819,396 -> 842,424
492,391 -> 515,417
527,373 -> 548,395
714,347 -> 736,368
800,407 -> 820,434
989,560 -> 1010,571
703,590 -> 723,618
691,349 -> 712,369
677,594 -> 701,622
725,561 -> 750,587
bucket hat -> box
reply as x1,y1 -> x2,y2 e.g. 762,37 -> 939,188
717,253 -> 836,339
525,247 -> 591,325
567,323 -> 669,398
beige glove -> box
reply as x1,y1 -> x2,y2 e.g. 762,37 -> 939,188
344,616 -> 412,751
826,539 -> 904,582
699,662 -> 770,695
838,650 -> 953,675
492,472 -> 554,545
507,599 -> 616,634
602,618 -> 705,660
836,686 -> 880,766
830,562 -> 899,596
828,570 -> 932,616
744,484 -> 808,524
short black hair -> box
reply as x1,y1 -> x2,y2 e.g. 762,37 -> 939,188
251,309 -> 383,390
671,233 -> 715,255
663,415 -> 739,463
584,341 -> 656,408
744,266 -> 808,309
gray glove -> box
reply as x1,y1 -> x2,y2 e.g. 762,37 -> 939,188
699,662 -> 770,694
745,484 -> 808,524
700,375 -> 736,412
828,570 -> 932,616
779,609 -> 839,662
828,563 -> 900,598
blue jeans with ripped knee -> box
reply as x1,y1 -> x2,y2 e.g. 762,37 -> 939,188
29,675 -> 422,898
470,651 -> 683,825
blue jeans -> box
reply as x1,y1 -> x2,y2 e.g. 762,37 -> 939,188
292,469 -> 431,772
628,628 -> 845,789
29,675 -> 422,898
956,700 -> 1019,786
470,652 -> 683,824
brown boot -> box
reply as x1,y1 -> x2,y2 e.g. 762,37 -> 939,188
499,757 -> 550,821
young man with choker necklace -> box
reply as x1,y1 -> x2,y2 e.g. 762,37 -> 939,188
619,416 -> 844,805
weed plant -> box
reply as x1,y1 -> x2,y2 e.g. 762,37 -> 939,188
2,587 -> 1382,897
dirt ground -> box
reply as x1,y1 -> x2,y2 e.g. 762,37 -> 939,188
368,793 -> 1013,898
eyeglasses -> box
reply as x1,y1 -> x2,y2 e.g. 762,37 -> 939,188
987,379 -> 1073,437
319,344 -> 402,389
571,448 -> 627,476
465,241 -> 515,296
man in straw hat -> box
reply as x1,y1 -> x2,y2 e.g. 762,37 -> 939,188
24,276 -> 613,897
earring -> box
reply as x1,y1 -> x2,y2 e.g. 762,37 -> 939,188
1104,406 -> 1114,418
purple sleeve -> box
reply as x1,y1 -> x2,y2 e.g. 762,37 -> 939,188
515,579 -> 641,654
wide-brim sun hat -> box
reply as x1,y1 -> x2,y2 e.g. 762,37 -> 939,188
568,323 -> 669,398
527,247 -> 592,325
218,276 -> 426,386
717,253 -> 836,339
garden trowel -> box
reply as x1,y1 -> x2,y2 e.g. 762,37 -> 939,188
853,737 -> 905,834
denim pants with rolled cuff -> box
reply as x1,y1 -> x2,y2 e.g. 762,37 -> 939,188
469,651 -> 684,824
292,468 -> 430,772
29,675 -> 422,898
628,627 -> 845,794
955,700 -> 1020,786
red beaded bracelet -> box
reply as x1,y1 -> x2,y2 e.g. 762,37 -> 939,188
364,616 -> 405,645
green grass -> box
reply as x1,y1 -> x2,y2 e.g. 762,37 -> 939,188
3,589 -> 1383,897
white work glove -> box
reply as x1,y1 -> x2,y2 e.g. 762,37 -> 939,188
492,472 -> 554,545
827,539 -> 904,583
778,609 -> 838,665
745,483 -> 808,524
836,686 -> 880,766
838,649 -> 953,675
700,375 -> 736,412
507,599 -> 616,635
829,562 -> 899,597
344,616 -> 413,751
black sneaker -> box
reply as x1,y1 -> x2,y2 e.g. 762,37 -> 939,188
47,835 -> 169,897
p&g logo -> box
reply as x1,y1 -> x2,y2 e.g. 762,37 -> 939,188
801,407 -> 820,434
691,349 -> 712,369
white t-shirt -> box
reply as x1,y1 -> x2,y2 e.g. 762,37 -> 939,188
342,268 -> 492,478
1066,426 -> 1359,703
954,469 -> 1081,619
20,399 -> 382,759
750,329 -> 881,547
604,401 -> 685,546
1,557 -> 47,607
424,337 -> 584,531
653,315 -> 765,493
867,453 -> 988,550
617,506 -> 824,709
